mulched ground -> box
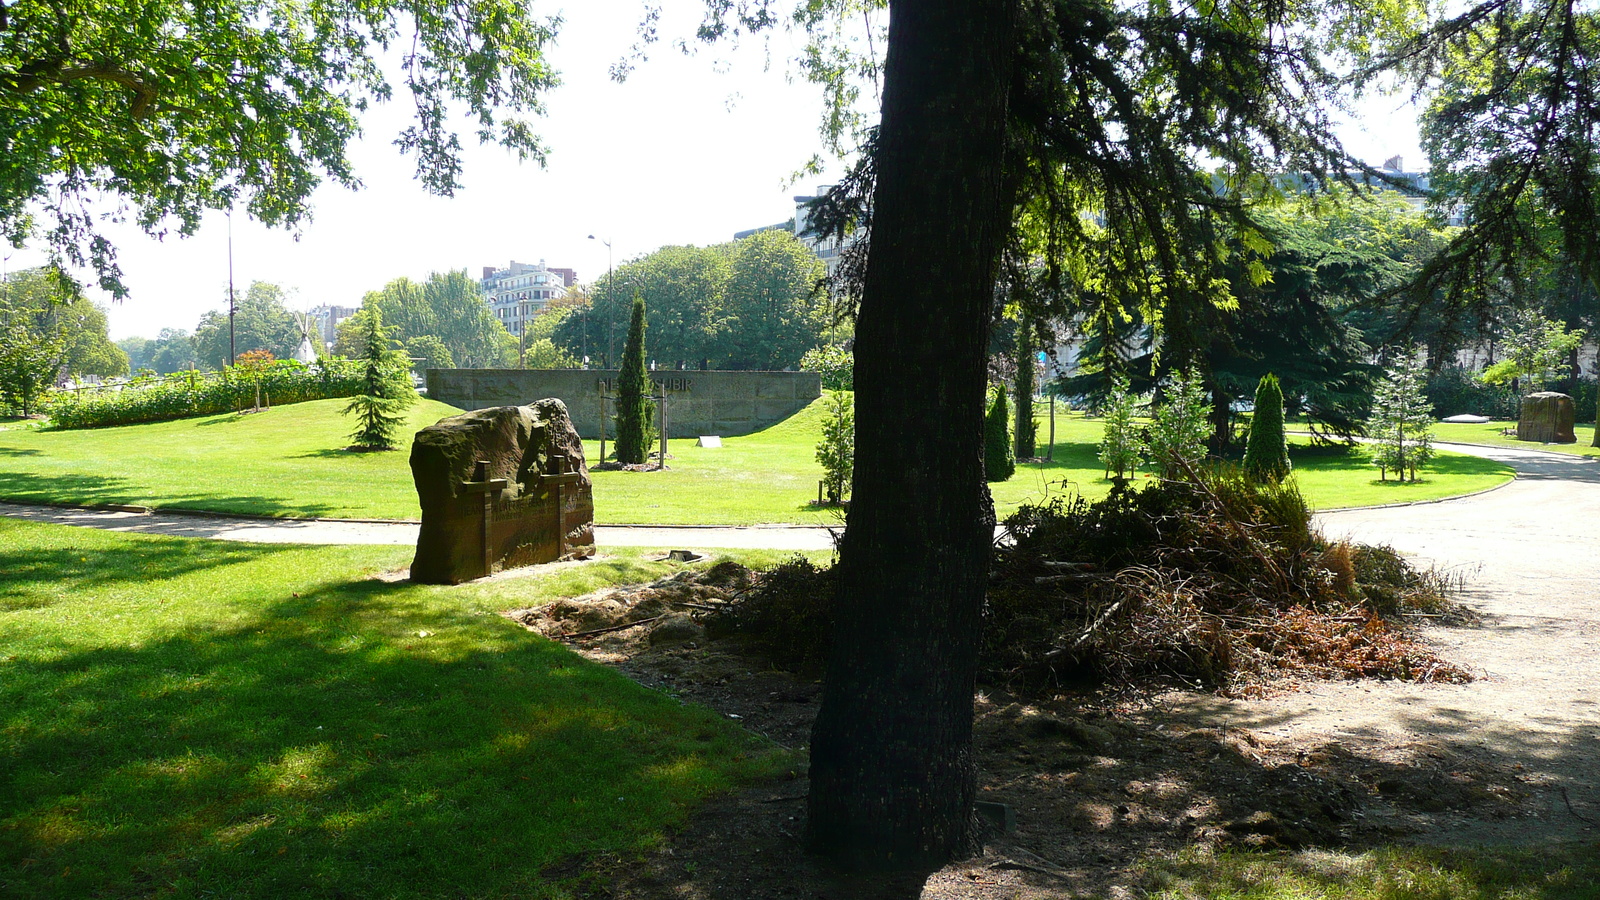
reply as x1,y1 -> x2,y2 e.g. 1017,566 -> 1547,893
506,564 -> 1535,900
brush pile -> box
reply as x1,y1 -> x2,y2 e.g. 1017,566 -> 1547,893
987,469 -> 1470,691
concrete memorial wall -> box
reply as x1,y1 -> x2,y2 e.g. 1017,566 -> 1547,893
425,369 -> 822,439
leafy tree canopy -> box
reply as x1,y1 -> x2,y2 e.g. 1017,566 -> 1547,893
347,270 -> 513,367
192,281 -> 300,369
1,0 -> 559,295
0,265 -> 126,414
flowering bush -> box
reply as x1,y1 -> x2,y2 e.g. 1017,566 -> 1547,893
44,359 -> 366,429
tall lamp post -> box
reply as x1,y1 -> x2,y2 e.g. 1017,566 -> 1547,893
587,234 -> 612,368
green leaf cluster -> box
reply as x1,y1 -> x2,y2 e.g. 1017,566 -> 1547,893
1,0 -> 560,296
800,344 -> 853,391
0,267 -> 126,416
1098,374 -> 1144,482
1477,309 -> 1585,391
336,271 -> 514,369
555,231 -> 825,371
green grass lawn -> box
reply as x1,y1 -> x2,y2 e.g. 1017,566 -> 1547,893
1142,845 -> 1600,899
0,397 -> 1514,523
1432,420 -> 1600,458
0,517 -> 797,899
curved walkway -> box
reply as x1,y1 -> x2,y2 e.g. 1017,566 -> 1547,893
0,502 -> 840,551
1174,440 -> 1600,843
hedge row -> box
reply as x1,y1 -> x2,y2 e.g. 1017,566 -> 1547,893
45,360 -> 368,429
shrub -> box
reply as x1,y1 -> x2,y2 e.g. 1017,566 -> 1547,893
1425,365 -> 1518,420
44,359 -> 367,429
1243,372 -> 1292,482
702,557 -> 835,675
985,386 -> 1015,482
1014,328 -> 1038,458
815,390 -> 854,505
800,344 -> 853,391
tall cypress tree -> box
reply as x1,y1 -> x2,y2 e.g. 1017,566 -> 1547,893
1013,327 -> 1037,458
613,294 -> 651,465
1243,372 -> 1291,482
984,387 -> 1015,482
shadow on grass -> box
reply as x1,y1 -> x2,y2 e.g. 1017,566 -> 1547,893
0,468 -> 345,519
0,533 -> 301,611
0,447 -> 42,457
0,572 -> 773,899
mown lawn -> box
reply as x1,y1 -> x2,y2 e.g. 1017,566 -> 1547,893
1142,844 -> 1600,899
0,518 -> 797,899
1433,420 -> 1600,458
0,396 -> 1514,523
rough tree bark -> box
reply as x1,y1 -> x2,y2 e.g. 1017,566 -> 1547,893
805,0 -> 1017,870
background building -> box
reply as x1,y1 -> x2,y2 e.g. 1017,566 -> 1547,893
480,260 -> 575,336
307,304 -> 359,348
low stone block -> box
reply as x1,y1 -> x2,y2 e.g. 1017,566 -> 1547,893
1518,392 -> 1577,444
409,399 -> 595,584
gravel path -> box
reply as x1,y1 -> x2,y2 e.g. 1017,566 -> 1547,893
1165,441 -> 1600,843
0,501 -> 839,551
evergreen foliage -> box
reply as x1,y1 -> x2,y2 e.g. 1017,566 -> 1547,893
984,387 -> 1015,483
613,295 -> 652,465
1014,329 -> 1037,459
1147,368 -> 1211,480
1367,353 -> 1436,483
1098,374 -> 1144,481
1243,373 -> 1292,482
343,308 -> 416,450
816,391 -> 854,505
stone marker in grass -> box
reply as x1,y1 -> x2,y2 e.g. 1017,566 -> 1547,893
409,399 -> 595,584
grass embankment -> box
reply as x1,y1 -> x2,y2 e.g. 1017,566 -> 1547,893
1432,420 -> 1600,458
0,518 -> 794,899
1143,845 -> 1600,899
0,396 -> 1514,523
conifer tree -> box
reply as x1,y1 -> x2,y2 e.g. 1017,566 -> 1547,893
1098,373 -> 1143,481
1367,353 -> 1436,482
1243,373 -> 1292,482
343,307 -> 416,450
613,294 -> 652,465
1013,329 -> 1037,459
984,387 -> 1015,482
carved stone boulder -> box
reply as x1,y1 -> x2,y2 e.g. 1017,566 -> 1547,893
409,399 -> 595,584
1518,391 -> 1577,444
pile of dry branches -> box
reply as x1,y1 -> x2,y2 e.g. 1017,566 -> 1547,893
986,469 -> 1470,692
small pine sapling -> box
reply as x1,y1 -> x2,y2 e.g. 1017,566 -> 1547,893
1367,352 -> 1435,482
1243,372 -> 1292,482
343,308 -> 416,450
816,391 -> 854,505
985,386 -> 1016,482
1147,367 -> 1210,480
1098,373 -> 1143,481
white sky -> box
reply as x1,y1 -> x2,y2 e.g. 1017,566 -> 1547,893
2,2 -> 1425,341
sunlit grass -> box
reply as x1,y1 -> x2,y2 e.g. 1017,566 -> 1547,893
0,518 -> 794,899
1141,845 -> 1600,899
0,396 -> 1514,524
1432,420 -> 1600,458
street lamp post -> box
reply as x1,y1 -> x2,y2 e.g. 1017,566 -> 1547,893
587,234 -> 612,368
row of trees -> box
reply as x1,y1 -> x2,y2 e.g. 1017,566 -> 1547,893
1,268 -> 127,415
553,229 -> 829,371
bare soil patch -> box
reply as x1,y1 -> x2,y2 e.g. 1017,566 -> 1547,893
506,564 -> 1555,900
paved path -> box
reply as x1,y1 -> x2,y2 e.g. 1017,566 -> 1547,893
0,502 -> 840,551
1172,440 -> 1600,842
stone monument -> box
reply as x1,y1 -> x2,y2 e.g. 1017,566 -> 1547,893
409,400 -> 595,584
1517,391 -> 1577,444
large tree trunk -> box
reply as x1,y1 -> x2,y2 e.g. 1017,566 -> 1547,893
805,0 -> 1016,871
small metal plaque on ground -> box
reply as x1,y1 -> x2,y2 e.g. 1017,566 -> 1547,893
696,436 -> 722,448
